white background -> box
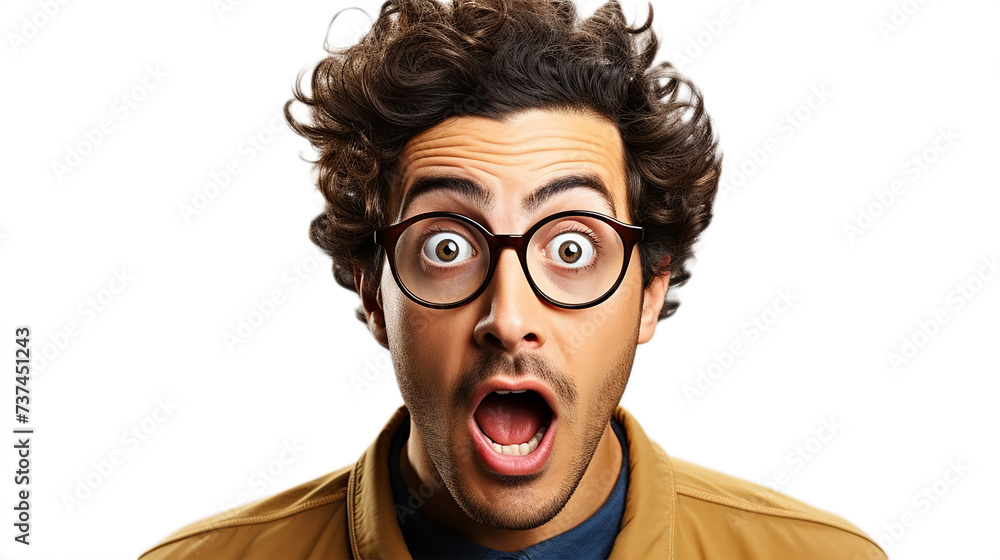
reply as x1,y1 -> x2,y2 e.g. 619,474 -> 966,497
1,0 -> 997,558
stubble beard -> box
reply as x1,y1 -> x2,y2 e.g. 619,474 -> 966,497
397,338 -> 637,532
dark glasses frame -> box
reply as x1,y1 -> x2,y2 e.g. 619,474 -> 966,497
373,210 -> 645,310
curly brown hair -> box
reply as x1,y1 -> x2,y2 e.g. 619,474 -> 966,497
286,0 -> 722,323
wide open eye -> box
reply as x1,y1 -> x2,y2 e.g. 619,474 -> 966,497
422,231 -> 475,265
544,231 -> 596,269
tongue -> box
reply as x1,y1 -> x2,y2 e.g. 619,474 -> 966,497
474,392 -> 549,445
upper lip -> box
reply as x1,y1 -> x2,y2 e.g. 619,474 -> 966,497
470,377 -> 560,421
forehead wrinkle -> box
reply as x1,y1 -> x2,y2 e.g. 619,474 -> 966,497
401,144 -> 623,187
401,121 -> 621,159
394,111 -> 629,221
402,142 -> 617,170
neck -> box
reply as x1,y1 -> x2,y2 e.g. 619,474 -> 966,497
399,418 -> 622,552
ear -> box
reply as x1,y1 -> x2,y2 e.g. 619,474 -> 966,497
354,263 -> 389,348
637,258 -> 671,345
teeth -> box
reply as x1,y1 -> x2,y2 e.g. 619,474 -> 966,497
494,390 -> 510,394
485,426 -> 547,456
510,389 -> 526,394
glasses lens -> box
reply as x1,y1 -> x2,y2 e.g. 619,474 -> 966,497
527,215 -> 625,305
394,216 -> 490,305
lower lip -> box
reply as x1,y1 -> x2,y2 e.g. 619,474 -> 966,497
468,414 -> 557,477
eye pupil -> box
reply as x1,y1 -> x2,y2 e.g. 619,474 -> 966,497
436,239 -> 459,261
558,240 -> 581,263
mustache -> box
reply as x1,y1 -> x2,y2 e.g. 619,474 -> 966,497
453,352 -> 578,411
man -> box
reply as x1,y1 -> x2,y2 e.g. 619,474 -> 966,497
142,1 -> 886,558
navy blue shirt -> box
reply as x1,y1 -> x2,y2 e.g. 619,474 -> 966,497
389,416 -> 629,559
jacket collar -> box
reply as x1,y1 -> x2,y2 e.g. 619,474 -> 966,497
348,404 -> 676,559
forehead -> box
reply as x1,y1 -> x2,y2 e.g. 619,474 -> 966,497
389,108 -> 629,225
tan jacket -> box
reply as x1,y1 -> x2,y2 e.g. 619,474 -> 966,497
140,405 -> 886,559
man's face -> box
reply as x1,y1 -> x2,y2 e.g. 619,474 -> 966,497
360,108 -> 667,531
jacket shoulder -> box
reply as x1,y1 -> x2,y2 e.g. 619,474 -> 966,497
669,455 -> 887,559
139,463 -> 354,559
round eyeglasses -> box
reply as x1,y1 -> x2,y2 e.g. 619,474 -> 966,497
373,210 -> 644,309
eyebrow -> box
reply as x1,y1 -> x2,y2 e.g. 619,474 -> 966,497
400,176 -> 494,219
523,174 -> 617,216
398,173 -> 618,220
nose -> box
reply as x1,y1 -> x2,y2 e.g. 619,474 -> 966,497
473,247 -> 546,352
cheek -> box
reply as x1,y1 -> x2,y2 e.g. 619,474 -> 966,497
554,260 -> 642,393
574,257 -> 643,340
382,285 -> 470,393
561,303 -> 638,371
616,252 -> 646,324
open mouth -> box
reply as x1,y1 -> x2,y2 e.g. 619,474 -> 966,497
468,385 -> 557,476
474,390 -> 553,455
